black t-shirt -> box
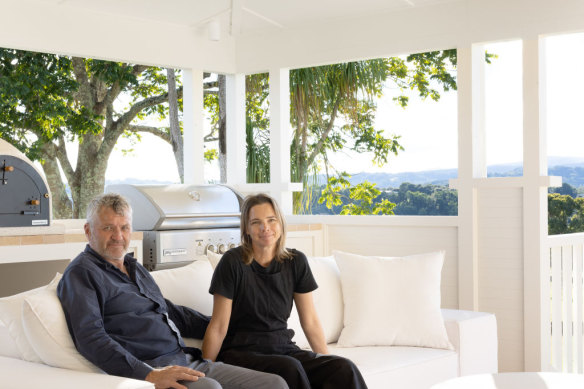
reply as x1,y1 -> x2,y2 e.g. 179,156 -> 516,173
209,246 -> 317,354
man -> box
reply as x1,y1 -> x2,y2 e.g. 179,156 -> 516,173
58,193 -> 287,389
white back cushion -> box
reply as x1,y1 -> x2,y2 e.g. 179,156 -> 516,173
151,259 -> 214,316
334,250 -> 453,350
0,273 -> 61,362
0,319 -> 19,358
22,283 -> 101,372
289,256 -> 344,348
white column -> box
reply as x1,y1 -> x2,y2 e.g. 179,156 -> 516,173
453,45 -> 486,311
182,69 -> 205,185
226,74 -> 247,185
269,68 -> 293,214
522,36 -> 549,372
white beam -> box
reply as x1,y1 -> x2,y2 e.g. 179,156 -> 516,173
522,36 -> 549,372
182,69 -> 205,184
269,68 -> 293,214
226,74 -> 247,185
454,45 -> 484,311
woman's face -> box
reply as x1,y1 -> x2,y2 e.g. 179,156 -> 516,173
247,202 -> 282,252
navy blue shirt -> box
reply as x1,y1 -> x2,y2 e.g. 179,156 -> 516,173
57,245 -> 209,380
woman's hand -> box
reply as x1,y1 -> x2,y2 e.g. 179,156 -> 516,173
202,294 -> 233,361
294,292 -> 329,354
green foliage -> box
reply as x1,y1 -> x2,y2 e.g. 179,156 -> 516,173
242,50 -> 460,214
316,180 -> 457,216
548,193 -> 584,235
204,149 -> 218,162
0,48 -> 183,217
319,175 -> 396,215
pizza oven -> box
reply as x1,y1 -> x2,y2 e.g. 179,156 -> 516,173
0,139 -> 51,228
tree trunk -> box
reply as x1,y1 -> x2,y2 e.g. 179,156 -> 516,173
39,154 -> 73,219
167,68 -> 184,183
218,74 -> 227,183
70,133 -> 109,218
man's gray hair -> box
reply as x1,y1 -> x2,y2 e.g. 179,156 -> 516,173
86,193 -> 132,226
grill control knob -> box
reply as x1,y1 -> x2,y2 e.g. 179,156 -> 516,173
206,244 -> 216,254
30,199 -> 40,205
218,244 -> 226,254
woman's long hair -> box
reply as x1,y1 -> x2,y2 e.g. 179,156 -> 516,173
239,193 -> 292,265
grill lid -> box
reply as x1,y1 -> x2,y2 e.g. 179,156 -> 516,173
106,184 -> 242,231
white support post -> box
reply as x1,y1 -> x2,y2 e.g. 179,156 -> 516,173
452,45 -> 486,311
182,69 -> 205,185
226,74 -> 247,185
522,36 -> 549,372
269,68 -> 293,214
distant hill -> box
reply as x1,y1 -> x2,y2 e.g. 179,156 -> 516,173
319,157 -> 584,189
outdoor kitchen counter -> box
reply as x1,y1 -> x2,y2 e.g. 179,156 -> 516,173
0,219 -> 143,264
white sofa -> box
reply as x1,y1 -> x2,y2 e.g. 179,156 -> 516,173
0,252 -> 497,389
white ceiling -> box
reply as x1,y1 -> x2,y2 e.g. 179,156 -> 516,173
33,0 -> 456,36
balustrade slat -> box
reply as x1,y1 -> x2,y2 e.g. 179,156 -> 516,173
575,244 -> 583,374
563,245 -> 574,372
551,246 -> 563,370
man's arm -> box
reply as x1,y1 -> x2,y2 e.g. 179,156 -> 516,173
57,267 -> 153,380
164,298 -> 210,339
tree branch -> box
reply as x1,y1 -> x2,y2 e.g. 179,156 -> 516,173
71,57 -> 93,108
306,98 -> 340,168
128,125 -> 170,142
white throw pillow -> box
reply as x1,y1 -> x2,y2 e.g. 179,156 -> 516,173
288,256 -> 344,348
206,250 -> 223,269
333,250 -> 453,350
151,259 -> 214,316
0,273 -> 61,362
22,282 -> 102,373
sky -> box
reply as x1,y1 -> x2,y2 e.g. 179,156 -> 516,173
97,32 -> 584,183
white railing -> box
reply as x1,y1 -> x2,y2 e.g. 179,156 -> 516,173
546,232 -> 584,373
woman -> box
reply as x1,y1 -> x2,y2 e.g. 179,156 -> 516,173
202,193 -> 367,389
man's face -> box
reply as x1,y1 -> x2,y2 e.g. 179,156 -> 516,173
85,206 -> 132,262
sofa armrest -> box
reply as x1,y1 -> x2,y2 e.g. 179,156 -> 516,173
441,309 -> 498,376
0,356 -> 153,389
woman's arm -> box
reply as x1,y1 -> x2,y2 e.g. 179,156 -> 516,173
202,294 -> 232,361
294,292 -> 329,354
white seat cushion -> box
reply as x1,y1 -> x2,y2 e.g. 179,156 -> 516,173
329,344 -> 459,389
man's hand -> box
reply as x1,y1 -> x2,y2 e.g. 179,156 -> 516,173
145,365 -> 205,389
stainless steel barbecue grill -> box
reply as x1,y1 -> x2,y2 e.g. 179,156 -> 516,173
106,184 -> 242,271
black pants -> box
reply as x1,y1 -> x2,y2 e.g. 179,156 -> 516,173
220,349 -> 368,389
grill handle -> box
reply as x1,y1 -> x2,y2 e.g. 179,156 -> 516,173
163,213 -> 240,219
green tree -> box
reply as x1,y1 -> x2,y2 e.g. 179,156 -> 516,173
0,49 -> 218,218
548,193 -> 576,234
319,174 -> 395,215
243,50 -> 472,214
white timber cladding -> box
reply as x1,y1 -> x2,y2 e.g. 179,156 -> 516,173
324,224 -> 459,310
477,187 -> 524,373
286,230 -> 326,258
